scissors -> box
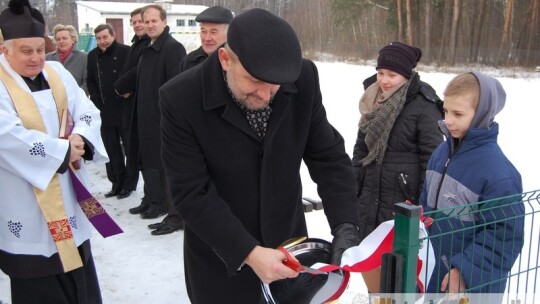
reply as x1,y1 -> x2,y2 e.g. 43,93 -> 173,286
278,237 -> 328,275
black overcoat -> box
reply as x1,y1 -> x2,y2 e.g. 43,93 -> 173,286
86,41 -> 129,127
114,34 -> 150,129
179,46 -> 207,72
135,27 -> 185,170
159,52 -> 362,303
352,73 -> 444,240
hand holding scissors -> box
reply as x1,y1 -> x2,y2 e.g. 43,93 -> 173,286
278,245 -> 327,275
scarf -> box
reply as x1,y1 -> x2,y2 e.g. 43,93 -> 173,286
223,71 -> 273,139
58,47 -> 73,64
358,74 -> 413,165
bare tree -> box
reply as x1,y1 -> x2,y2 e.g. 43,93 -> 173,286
396,0 -> 403,42
424,0 -> 432,63
405,0 -> 413,45
525,0 -> 540,65
448,0 -> 460,65
497,0 -> 514,65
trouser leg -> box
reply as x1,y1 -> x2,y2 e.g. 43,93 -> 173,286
160,169 -> 183,227
141,169 -> 165,211
101,126 -> 125,188
120,126 -> 139,191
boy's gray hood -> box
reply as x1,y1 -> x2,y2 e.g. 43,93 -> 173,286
470,72 -> 506,129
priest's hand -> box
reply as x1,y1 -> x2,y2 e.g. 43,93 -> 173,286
68,134 -> 85,163
245,245 -> 299,284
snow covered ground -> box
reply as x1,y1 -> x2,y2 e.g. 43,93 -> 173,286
1,62 -> 539,303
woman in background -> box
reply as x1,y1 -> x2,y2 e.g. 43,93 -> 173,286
352,41 -> 444,240
46,24 -> 88,94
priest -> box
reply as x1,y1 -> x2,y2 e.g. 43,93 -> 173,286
0,0 -> 109,302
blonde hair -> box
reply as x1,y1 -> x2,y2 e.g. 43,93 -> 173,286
52,24 -> 78,42
444,73 -> 480,110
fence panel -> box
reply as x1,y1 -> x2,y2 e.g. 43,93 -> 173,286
383,190 -> 540,303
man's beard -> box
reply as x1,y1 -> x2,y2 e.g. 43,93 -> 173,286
226,72 -> 274,111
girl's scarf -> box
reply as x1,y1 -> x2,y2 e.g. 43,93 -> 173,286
358,74 -> 413,165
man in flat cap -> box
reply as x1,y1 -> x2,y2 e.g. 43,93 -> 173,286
0,0 -> 109,302
148,5 -> 233,236
159,8 -> 363,302
180,5 -> 233,71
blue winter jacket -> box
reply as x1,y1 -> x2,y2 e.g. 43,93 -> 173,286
419,72 -> 524,293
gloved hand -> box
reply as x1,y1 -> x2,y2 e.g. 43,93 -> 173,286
330,223 -> 361,265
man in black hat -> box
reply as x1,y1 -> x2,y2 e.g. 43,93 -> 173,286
159,8 -> 363,302
148,5 -> 233,236
0,0 -> 108,302
179,5 -> 233,71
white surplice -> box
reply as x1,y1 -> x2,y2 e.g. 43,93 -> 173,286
0,55 -> 108,257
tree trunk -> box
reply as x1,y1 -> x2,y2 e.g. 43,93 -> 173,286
448,0 -> 461,65
437,0 -> 452,63
424,0 -> 432,63
397,0 -> 403,41
526,0 -> 540,65
405,0 -> 413,45
497,0 -> 514,65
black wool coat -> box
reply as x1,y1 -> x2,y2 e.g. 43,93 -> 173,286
135,27 -> 186,170
159,53 -> 362,303
86,41 -> 130,127
179,46 -> 208,72
352,73 -> 444,240
114,34 -> 151,129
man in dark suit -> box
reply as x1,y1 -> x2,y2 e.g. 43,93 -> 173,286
87,24 -> 131,199
132,4 -> 186,220
159,8 -> 363,303
114,7 -> 149,202
148,5 -> 233,236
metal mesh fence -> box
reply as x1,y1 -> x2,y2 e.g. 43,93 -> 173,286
381,190 -> 540,303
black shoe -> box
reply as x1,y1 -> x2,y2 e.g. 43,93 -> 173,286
151,223 -> 184,236
104,187 -> 120,198
116,189 -> 132,199
140,207 -> 166,219
148,222 -> 165,230
128,203 -> 149,215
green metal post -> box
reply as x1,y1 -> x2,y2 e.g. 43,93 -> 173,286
393,202 -> 421,295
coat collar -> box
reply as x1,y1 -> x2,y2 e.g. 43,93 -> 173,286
147,26 -> 171,51
201,52 -> 298,143
187,46 -> 208,63
96,40 -> 118,56
132,34 -> 150,44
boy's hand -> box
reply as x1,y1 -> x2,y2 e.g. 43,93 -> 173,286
441,267 -> 467,293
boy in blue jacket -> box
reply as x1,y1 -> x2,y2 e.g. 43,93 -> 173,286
419,72 -> 524,296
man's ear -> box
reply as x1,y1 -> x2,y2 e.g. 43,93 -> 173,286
218,47 -> 230,72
